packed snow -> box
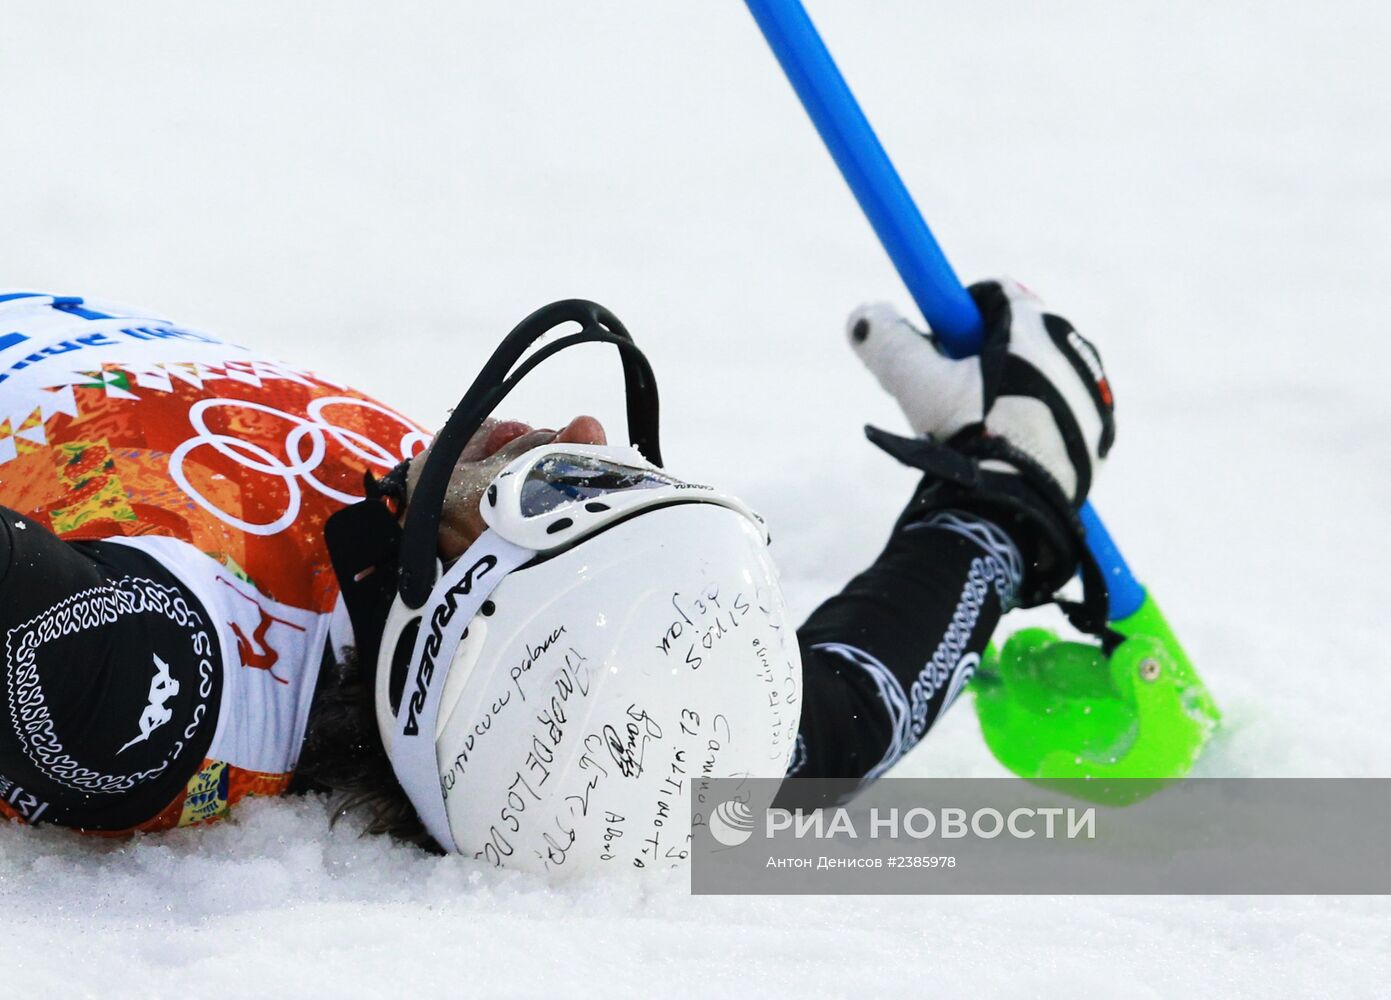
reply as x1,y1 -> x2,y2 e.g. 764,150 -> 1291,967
1,1 -> 1387,996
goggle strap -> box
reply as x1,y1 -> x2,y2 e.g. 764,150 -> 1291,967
399,300 -> 660,609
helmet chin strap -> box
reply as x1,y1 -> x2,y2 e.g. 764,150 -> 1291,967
380,529 -> 536,854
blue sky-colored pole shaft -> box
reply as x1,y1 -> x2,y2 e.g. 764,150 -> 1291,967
745,0 -> 1146,619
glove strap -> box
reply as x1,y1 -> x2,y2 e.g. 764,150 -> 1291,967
866,424 -> 1115,643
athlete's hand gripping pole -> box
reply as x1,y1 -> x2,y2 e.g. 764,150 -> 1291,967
744,0 -> 1218,798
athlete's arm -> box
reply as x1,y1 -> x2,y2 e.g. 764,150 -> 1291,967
790,506 -> 1021,782
0,506 -> 222,831
786,280 -> 1115,785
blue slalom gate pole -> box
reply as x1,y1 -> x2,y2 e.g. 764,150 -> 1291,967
745,0 -> 1146,621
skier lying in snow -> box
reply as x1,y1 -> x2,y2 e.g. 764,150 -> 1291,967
0,281 -> 1111,870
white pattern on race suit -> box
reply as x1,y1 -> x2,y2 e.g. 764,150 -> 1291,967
907,553 -> 1015,739
908,509 -> 1024,603
5,577 -> 216,794
811,643 -> 913,783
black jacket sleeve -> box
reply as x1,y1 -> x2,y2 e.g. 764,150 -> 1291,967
0,507 -> 222,831
788,507 -> 1022,786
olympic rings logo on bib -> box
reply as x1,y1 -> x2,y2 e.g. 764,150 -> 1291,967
170,396 -> 429,536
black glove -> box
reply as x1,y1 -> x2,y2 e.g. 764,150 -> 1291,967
848,278 -> 1116,631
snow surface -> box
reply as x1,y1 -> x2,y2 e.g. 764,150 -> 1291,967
1,1 -> 1387,996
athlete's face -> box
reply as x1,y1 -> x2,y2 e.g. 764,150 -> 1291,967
407,414 -> 608,559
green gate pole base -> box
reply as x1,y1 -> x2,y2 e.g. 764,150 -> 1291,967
971,594 -> 1220,806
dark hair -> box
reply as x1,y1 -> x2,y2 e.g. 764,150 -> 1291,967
294,647 -> 440,852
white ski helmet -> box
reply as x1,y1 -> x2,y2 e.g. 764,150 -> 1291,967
373,301 -> 802,875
